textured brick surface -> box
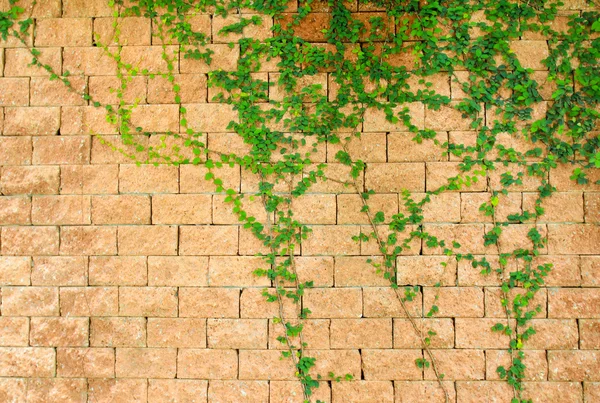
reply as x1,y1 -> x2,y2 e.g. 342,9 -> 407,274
0,2 -> 598,402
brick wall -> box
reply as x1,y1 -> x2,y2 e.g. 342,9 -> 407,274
0,0 -> 599,402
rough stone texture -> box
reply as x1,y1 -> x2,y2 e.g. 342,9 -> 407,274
0,3 -> 598,403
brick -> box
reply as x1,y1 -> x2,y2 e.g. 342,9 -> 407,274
148,256 -> 207,286
213,14 -> 272,43
270,381 -> 331,403
148,318 -> 206,348
89,256 -> 147,286
240,288 -> 298,319
129,104 -> 180,132
363,287 -> 422,318
235,350 -> 287,380
30,76 -> 87,106
270,72 -> 327,102
460,192 -> 522,223
332,381 -> 394,402
582,256 -> 600,286
180,44 -> 239,73
585,383 -> 600,402
179,287 -> 239,318
92,136 -> 146,164
585,192 -> 600,222
510,40 -> 550,70
393,318 -> 455,349
178,349 -> 238,379
60,226 -> 117,255
525,319 -> 579,349
87,379 -> 147,402
57,347 -> 114,378
0,0 -> 61,17
426,162 -> 486,192
366,163 -> 425,192
116,348 -> 177,378
1,166 -> 59,195
0,379 -> 26,402
88,75 -> 147,104
179,225 -> 239,255
208,256 -> 269,287
302,225 -> 361,255
0,136 -> 31,165
485,287 -> 547,318
119,286 -> 178,317
30,317 -> 89,347
0,78 -> 29,106
304,288 -> 362,318
0,347 -> 55,376
536,255 -> 581,287
148,74 -> 207,104
422,224 -> 486,255
182,103 -> 238,132
522,382 -> 583,403
4,47 -> 61,77
1,226 -> 59,255
455,318 -> 511,349
60,287 -> 118,316
4,106 -> 60,136
208,380 -> 268,402
0,196 -> 30,225
0,317 -> 29,346
291,256 -> 334,287
425,350 -> 485,381
548,224 -> 600,254
548,351 -> 600,381
207,319 -> 267,349
330,319 -> 392,348
118,225 -> 177,255
32,136 -> 90,164
90,317 -> 146,347
397,256 -> 457,286
455,381 -> 514,402
327,132 -> 386,163
94,17 -> 152,46
32,195 -> 90,225
31,256 -> 86,286
291,194 -> 337,224
394,381 -> 456,403
92,195 -> 151,224
121,45 -> 179,73
423,286 -> 484,317
63,0 -> 112,16
302,163 -> 364,194
486,350 -> 548,381
60,165 -> 119,195
148,379 -> 207,403
425,102 -> 476,131
119,164 -> 179,193
276,13 -> 330,42
0,256 -> 30,286
269,319 -> 330,350
548,288 -> 600,318
523,192 -> 584,222
489,164 -> 547,192
152,194 -> 211,224
180,164 -> 241,193
337,193 -> 398,225
334,256 -> 389,287
362,350 -> 423,380
581,319 -> 600,349
61,106 -> 118,135
388,131 -> 447,162
490,223 -> 548,254
212,193 -> 268,226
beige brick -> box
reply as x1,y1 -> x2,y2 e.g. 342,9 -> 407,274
92,195 -> 151,224
89,256 -> 146,286
334,256 -> 389,287
486,350 -> 548,381
118,225 -> 178,255
337,193 -> 398,225
3,106 -> 60,135
268,319 -> 330,350
35,18 -> 92,46
208,256 -> 269,287
302,225 -> 361,255
148,74 -> 207,104
30,76 -> 87,106
4,47 -> 61,77
32,136 -> 90,164
207,319 -> 267,349
208,380 -> 268,402
87,379 -> 147,402
180,164 -> 241,193
0,78 -> 29,106
148,256 -> 208,287
331,319 -> 392,349
119,286 -> 178,317
129,104 -> 180,132
63,0 -> 112,16
485,287 -> 547,318
328,132 -> 387,163
0,317 -> 29,346
460,192 -> 521,223
363,287 -> 422,318
393,318 -> 455,349
31,195 -> 90,225
90,317 -> 146,347
29,317 -> 89,347
422,223 -> 486,255
0,347 -> 55,377
332,381 -> 394,402
581,319 -> 600,349
1,226 -> 59,255
179,225 -> 239,255
394,381 -> 456,403
119,164 -> 179,193
548,288 -> 600,318
240,288 -> 298,319
510,40 -> 550,70
523,191 -> 584,222
423,286 -> 484,317
57,347 -> 115,378
0,137 -> 32,165
119,45 -> 178,73
60,226 -> 117,255
0,196 -> 30,225
426,162 -> 486,192
397,256 -> 457,286
388,131 -> 447,162
304,288 -> 362,318
270,381 -> 331,403
88,75 -> 147,104
179,288 -> 239,318
94,17 -> 152,46
291,194 -> 337,224
60,287 -> 118,317
425,350 -> 485,380
548,224 -> 600,254
116,348 -> 177,378
31,256 -> 86,286
238,350 -> 296,380
582,256 -> 600,286
148,379 -> 208,403
182,103 -> 238,132
60,165 -> 119,195
585,192 -> 600,222
152,194 -> 211,224
148,318 -> 206,348
0,256 -> 31,286
1,166 -> 60,195
548,351 -> 600,381
362,350 -> 423,380
292,256 -> 334,287
60,106 -> 118,135
178,349 -> 238,379
365,163 -> 425,192
363,103 -> 424,131
180,44 -> 239,73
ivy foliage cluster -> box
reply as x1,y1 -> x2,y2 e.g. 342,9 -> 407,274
2,0 -> 600,401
